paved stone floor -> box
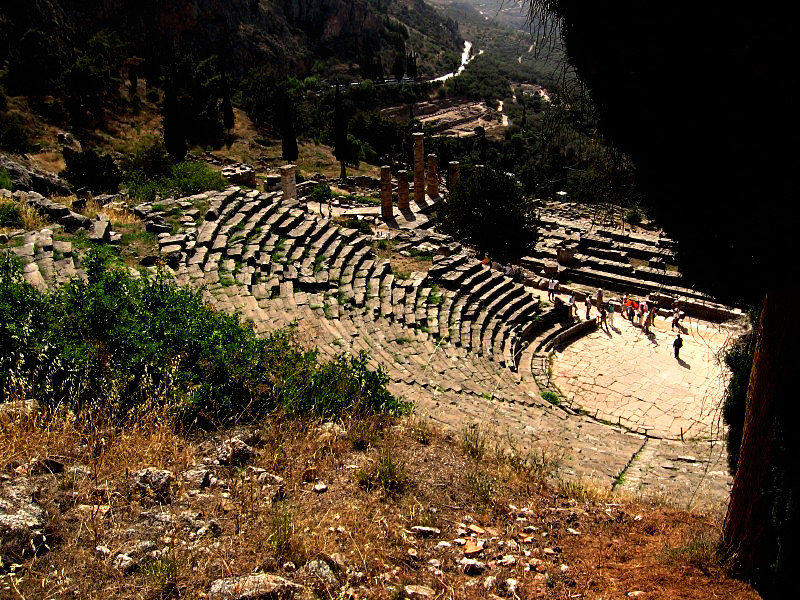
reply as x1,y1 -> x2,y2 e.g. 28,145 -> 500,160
551,312 -> 738,440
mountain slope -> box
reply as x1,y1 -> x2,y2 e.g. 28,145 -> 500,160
0,0 -> 462,80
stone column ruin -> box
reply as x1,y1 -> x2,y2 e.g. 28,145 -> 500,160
448,161 -> 460,192
397,170 -> 410,211
380,165 -> 393,219
426,153 -> 439,198
280,165 -> 297,201
413,132 -> 425,204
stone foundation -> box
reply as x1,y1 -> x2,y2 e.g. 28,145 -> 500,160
397,170 -> 410,211
380,165 -> 393,219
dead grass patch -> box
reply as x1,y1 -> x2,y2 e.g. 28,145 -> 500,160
1,409 -> 758,600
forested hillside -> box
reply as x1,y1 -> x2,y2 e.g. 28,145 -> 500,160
0,0 -> 461,81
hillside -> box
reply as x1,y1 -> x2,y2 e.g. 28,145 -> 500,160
0,0 -> 461,80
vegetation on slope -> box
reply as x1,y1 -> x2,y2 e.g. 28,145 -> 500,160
0,249 -> 409,428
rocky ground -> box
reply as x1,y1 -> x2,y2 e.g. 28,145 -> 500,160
0,406 -> 758,600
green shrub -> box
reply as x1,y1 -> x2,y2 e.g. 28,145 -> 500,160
0,168 -> 13,192
0,250 -> 409,427
624,207 -> 642,226
541,390 -> 561,405
125,161 -> 226,203
61,148 -> 121,193
0,201 -> 21,226
310,183 -> 334,204
0,112 -> 30,154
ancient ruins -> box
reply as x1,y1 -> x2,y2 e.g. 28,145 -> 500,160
4,143 -> 743,511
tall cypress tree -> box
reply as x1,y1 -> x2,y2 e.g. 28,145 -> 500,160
221,70 -> 235,132
333,85 -> 348,179
163,76 -> 186,160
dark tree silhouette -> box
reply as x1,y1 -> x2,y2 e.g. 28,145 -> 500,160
525,2 -> 798,595
333,85 -> 348,179
162,77 -> 186,160
221,70 -> 235,132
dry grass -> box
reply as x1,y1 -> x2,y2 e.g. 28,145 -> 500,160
0,408 -> 759,600
0,196 -> 48,234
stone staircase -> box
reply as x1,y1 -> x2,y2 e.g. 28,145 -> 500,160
5,188 -> 731,509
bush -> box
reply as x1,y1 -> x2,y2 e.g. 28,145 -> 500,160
0,168 -> 13,192
125,161 -> 226,203
0,250 -> 409,427
310,183 -> 334,204
0,201 -> 21,226
61,148 -> 121,193
0,112 -> 30,154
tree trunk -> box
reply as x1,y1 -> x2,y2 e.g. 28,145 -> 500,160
339,160 -> 346,180
722,286 -> 792,586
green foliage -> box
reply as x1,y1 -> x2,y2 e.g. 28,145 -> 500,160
310,183 -> 334,205
437,167 -> 538,262
335,217 -> 372,235
5,29 -> 66,96
358,447 -> 408,493
0,112 -> 30,154
121,137 -> 173,181
0,168 -> 13,192
462,427 -> 487,461
61,148 -> 122,193
541,390 -> 561,406
0,250 -> 408,427
125,161 -> 225,203
722,311 -> 758,474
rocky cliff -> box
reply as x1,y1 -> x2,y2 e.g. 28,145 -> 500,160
0,0 -> 461,79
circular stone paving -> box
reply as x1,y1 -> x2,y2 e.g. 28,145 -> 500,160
551,313 -> 738,440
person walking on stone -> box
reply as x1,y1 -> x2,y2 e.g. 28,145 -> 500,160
608,300 -> 616,327
584,295 -> 592,320
599,304 -> 609,331
673,333 -> 683,359
596,288 -> 604,307
548,277 -> 556,301
568,292 -> 577,317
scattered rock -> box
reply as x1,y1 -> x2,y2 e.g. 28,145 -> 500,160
627,592 -> 646,598
483,576 -> 497,590
302,558 -> 338,588
217,437 -> 254,465
95,545 -> 112,558
467,524 -> 485,535
209,573 -> 307,599
464,539 -> 483,557
411,526 -> 440,537
313,483 -> 328,493
0,478 -> 46,561
404,584 -> 435,599
135,468 -> 174,504
497,555 -> 516,566
459,558 -> 487,575
506,578 -> 519,595
183,467 -> 212,489
112,553 -> 137,574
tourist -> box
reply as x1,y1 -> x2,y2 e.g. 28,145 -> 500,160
596,288 -> 604,306
673,333 -> 683,359
599,305 -> 609,331
608,300 -> 616,327
671,305 -> 684,330
584,295 -> 592,320
645,302 -> 657,332
548,277 -> 556,301
568,292 -> 577,317
504,264 -> 513,278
